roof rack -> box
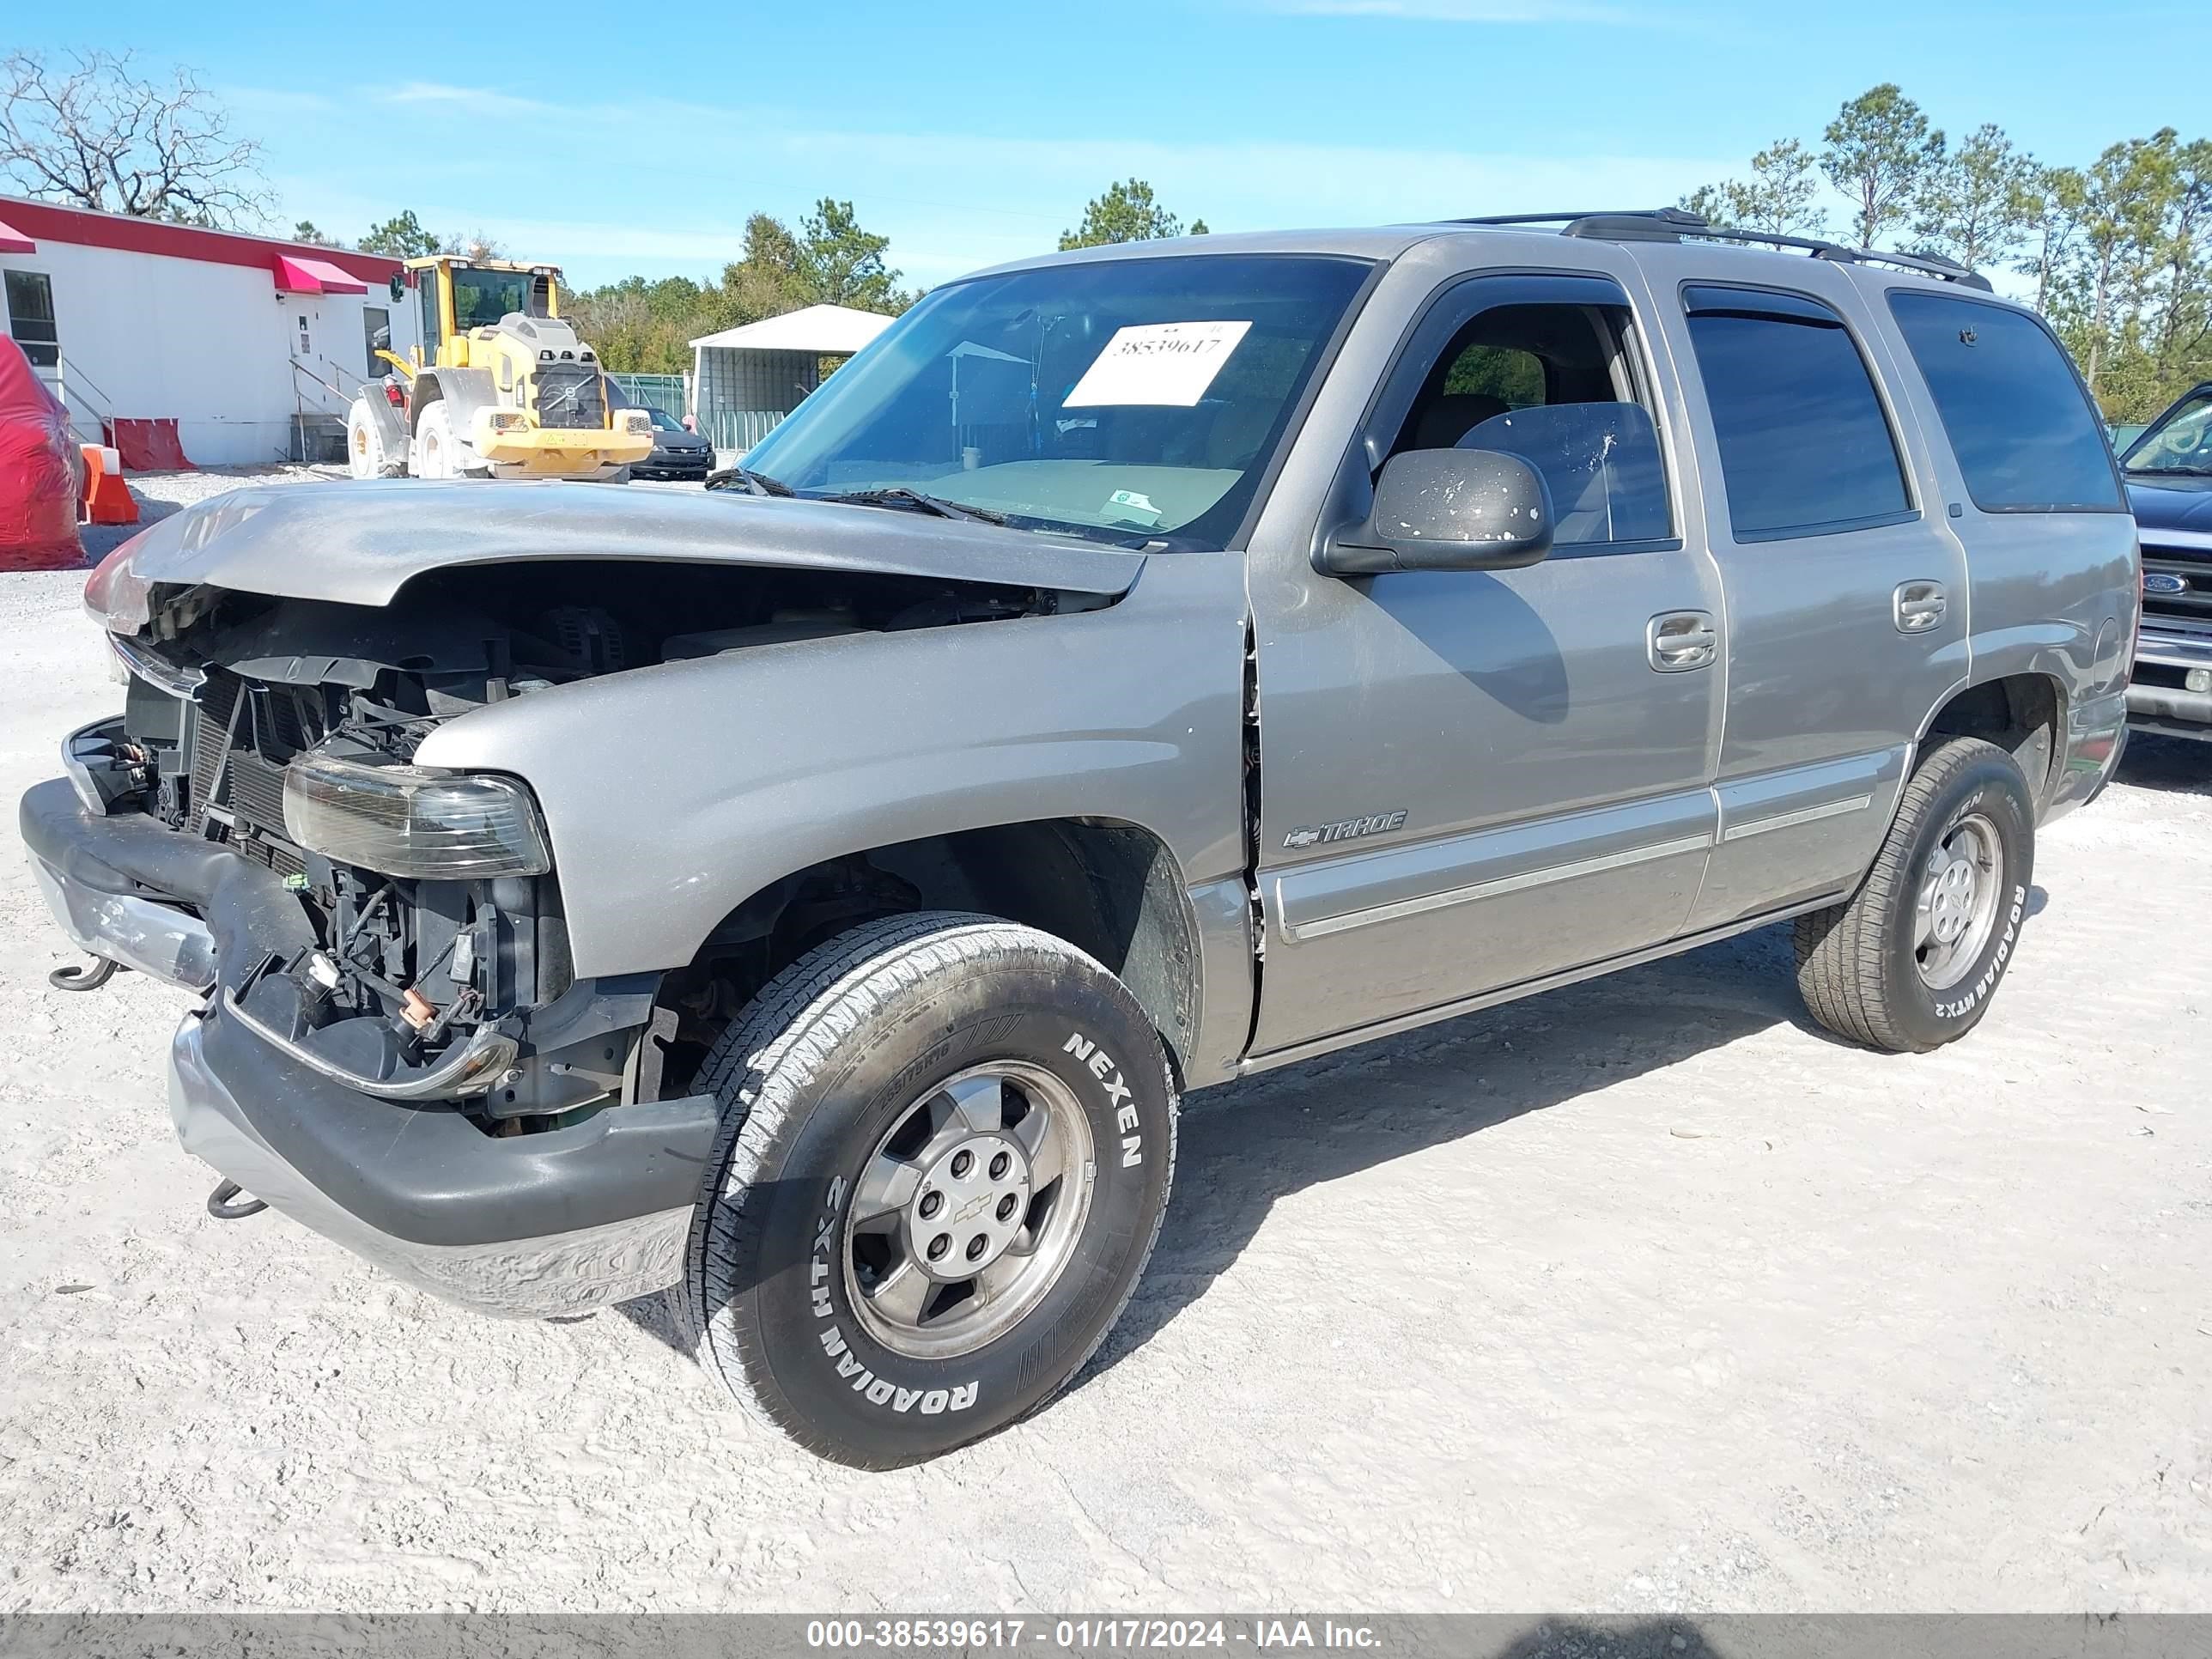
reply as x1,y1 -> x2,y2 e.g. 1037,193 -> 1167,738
1448,207 -> 1994,291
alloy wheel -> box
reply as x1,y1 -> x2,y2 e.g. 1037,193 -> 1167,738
843,1062 -> 1094,1361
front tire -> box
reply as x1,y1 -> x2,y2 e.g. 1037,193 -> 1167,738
414,402 -> 456,479
685,913 -> 1177,1468
1794,737 -> 2035,1052
414,403 -> 489,479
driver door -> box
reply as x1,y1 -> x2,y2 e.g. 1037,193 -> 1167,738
1246,269 -> 1724,1053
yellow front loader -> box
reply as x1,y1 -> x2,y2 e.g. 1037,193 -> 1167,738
345,256 -> 654,482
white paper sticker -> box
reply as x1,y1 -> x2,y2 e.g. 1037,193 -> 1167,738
1063,320 -> 1253,408
1103,489 -> 1162,526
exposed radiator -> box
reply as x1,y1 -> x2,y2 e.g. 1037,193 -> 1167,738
184,670 -> 242,833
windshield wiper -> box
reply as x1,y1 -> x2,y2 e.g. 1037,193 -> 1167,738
2129,465 -> 2212,477
823,487 -> 1008,526
705,465 -> 794,497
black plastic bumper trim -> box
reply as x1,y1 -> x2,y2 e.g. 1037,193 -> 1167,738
24,775 -> 720,1249
190,1003 -> 718,1247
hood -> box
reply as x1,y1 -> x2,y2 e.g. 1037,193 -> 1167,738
2128,474 -> 2212,526
86,478 -> 1145,632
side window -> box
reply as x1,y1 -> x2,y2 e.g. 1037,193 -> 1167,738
417,272 -> 440,357
1683,285 -> 1911,541
1395,299 -> 1672,547
1442,343 -> 1544,408
1887,290 -> 2124,513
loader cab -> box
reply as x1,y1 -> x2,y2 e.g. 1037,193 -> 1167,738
404,257 -> 562,370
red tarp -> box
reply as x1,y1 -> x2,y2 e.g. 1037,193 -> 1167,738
0,337 -> 82,571
107,417 -> 193,472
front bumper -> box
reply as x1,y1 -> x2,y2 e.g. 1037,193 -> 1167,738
2126,622 -> 2212,740
21,770 -> 718,1317
636,450 -> 712,478
471,423 -> 655,471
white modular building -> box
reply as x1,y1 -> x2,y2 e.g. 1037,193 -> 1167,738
0,194 -> 423,466
691,302 -> 896,456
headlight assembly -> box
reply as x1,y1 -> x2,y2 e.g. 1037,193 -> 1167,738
283,750 -> 551,879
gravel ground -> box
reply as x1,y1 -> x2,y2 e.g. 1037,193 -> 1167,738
1,529 -> 2209,1614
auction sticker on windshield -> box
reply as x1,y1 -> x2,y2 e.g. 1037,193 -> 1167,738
1064,320 -> 1253,407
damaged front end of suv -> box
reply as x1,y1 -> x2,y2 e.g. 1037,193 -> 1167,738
24,480 -> 1142,1316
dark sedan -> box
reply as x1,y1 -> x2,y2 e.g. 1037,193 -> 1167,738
2121,383 -> 2212,740
627,404 -> 714,482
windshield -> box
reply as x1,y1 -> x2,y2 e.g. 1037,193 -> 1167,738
641,406 -> 684,431
742,253 -> 1373,545
2123,388 -> 2212,476
450,268 -> 536,331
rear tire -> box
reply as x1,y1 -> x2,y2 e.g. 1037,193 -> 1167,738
684,913 -> 1176,1469
344,398 -> 384,480
1794,737 -> 2035,1053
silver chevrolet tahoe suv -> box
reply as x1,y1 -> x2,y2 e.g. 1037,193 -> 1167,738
24,209 -> 2137,1468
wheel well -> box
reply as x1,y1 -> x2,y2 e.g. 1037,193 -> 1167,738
408,374 -> 444,430
1924,673 -> 2063,805
652,820 -> 1200,1097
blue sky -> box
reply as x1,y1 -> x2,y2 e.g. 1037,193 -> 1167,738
11,3 -> 2200,291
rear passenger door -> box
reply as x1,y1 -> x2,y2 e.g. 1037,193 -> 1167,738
1659,279 -> 1969,931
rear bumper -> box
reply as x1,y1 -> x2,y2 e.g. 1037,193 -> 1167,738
2042,684 -> 2130,825
21,770 -> 717,1317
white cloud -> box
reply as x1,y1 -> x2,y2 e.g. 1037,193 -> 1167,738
379,81 -> 562,119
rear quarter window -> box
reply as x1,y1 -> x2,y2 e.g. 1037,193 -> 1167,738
1886,290 -> 2124,513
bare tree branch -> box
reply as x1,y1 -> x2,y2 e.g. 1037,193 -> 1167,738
0,47 -> 273,228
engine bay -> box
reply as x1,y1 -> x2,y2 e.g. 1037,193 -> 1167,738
96,558 -> 1089,1126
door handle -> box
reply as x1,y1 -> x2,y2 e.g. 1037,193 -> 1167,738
1894,580 -> 1948,634
1648,611 -> 1717,672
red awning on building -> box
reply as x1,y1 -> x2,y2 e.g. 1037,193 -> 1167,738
0,216 -> 33,254
273,253 -> 367,295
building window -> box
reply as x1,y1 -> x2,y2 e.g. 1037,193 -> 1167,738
3,270 -> 58,368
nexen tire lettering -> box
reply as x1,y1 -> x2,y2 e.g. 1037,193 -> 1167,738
811,1174 -> 977,1415
1932,883 -> 2027,1020
1063,1032 -> 1142,1166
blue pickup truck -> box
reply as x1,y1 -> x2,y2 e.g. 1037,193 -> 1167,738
2121,383 -> 2212,739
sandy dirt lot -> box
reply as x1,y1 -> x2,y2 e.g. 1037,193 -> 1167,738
1,496 -> 2208,1613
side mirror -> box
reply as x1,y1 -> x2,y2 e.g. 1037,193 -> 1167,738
1322,447 -> 1555,574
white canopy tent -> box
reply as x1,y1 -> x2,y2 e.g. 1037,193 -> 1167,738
690,303 -> 896,456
